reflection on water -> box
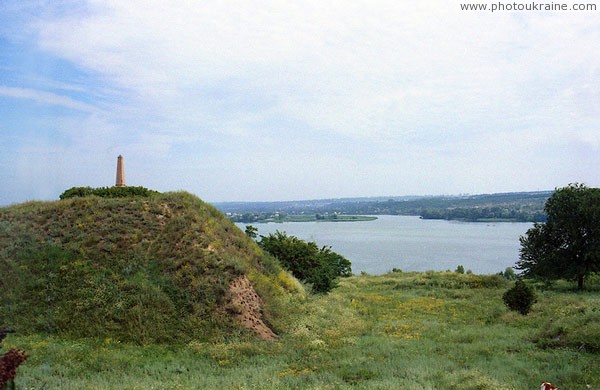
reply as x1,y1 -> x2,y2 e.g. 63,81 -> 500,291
236,215 -> 532,275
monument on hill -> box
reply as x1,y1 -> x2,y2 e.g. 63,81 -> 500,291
115,155 -> 126,187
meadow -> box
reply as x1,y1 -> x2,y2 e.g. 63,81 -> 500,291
8,271 -> 599,389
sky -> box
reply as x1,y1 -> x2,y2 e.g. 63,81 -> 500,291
1,1 -> 599,205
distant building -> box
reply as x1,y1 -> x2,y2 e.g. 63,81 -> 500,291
115,155 -> 126,187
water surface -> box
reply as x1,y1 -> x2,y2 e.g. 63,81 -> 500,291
237,215 -> 532,275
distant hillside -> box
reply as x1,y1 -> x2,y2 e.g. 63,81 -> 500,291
216,191 -> 552,223
0,192 -> 302,343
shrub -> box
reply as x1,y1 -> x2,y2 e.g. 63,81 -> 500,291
455,265 -> 465,274
258,231 -> 351,293
59,186 -> 159,199
502,280 -> 536,315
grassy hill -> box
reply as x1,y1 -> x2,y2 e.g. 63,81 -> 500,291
0,192 -> 303,343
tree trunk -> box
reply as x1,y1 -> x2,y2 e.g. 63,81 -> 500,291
578,274 -> 584,290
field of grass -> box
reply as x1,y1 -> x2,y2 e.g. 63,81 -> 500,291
8,271 -> 598,389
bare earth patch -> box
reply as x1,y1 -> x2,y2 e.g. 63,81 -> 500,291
228,276 -> 278,341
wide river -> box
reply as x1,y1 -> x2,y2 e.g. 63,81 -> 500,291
236,216 -> 533,275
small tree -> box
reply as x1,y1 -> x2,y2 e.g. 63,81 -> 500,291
502,280 -> 536,315
502,267 -> 517,280
517,184 -> 600,289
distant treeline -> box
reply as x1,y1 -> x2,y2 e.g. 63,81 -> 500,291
59,186 -> 159,199
419,206 -> 547,222
219,191 -> 552,223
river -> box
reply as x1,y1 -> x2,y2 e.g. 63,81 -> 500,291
236,215 -> 533,275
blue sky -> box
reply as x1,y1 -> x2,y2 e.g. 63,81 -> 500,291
1,1 -> 599,205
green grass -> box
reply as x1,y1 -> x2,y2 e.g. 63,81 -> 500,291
9,271 -> 599,389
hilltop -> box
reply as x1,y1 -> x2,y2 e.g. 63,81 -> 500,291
0,192 -> 303,343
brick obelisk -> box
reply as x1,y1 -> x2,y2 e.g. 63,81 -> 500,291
115,155 -> 126,187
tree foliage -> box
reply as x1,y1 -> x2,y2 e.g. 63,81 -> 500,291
244,225 -> 258,239
258,231 -> 352,293
500,267 -> 517,280
516,184 -> 600,289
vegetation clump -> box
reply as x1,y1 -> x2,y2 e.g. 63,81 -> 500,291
502,280 -> 536,315
500,267 -> 517,280
59,186 -> 159,199
258,230 -> 352,293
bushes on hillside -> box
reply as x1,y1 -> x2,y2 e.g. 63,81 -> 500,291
59,186 -> 159,200
258,231 -> 352,293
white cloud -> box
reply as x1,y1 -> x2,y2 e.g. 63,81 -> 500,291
29,2 -> 600,141
1,0 -> 598,203
0,86 -> 99,113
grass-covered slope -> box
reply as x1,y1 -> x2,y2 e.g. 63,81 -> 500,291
10,271 -> 599,389
0,192 -> 301,343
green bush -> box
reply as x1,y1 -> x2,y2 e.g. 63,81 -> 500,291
59,186 -> 159,199
258,231 -> 351,293
502,280 -> 536,315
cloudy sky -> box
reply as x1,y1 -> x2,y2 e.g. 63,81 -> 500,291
1,1 -> 598,205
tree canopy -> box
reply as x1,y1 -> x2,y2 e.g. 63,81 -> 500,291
516,183 -> 600,289
258,231 -> 351,293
